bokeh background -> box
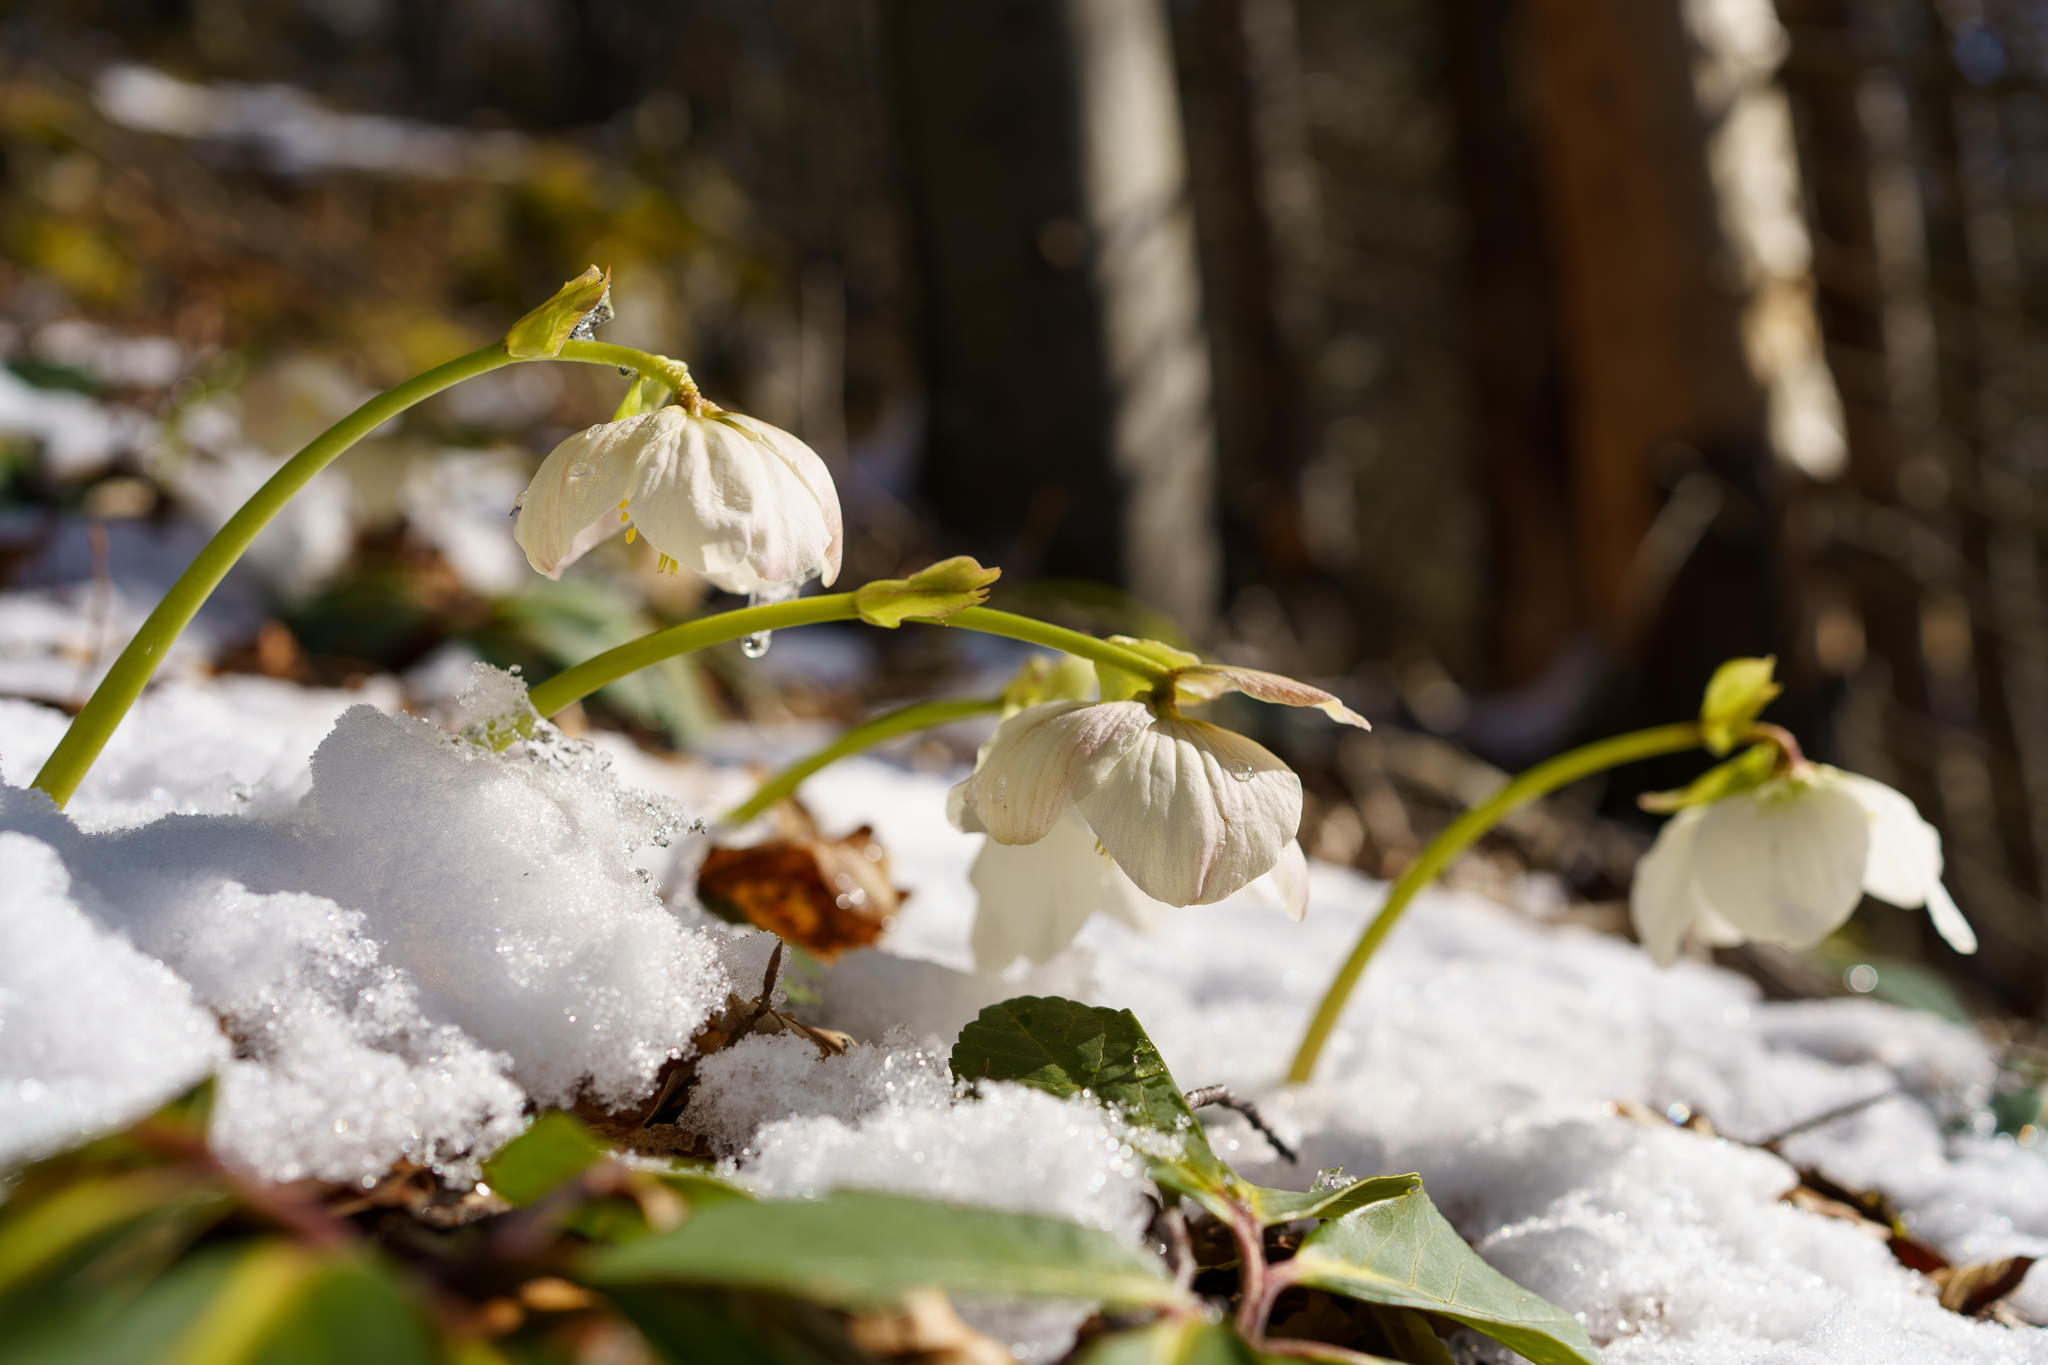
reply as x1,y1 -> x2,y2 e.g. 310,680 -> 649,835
1,0 -> 2043,1020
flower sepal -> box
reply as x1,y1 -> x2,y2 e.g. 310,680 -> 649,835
998,654 -> 1097,715
1638,741 -> 1780,814
1094,635 -> 1200,702
505,265 -> 613,359
1699,655 -> 1783,756
853,556 -> 1002,628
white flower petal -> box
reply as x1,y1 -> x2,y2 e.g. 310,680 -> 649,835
1247,839 -> 1309,921
967,811 -> 1166,971
1690,778 -> 1869,948
963,701 -> 1152,847
1695,908 -> 1747,947
1076,716 -> 1301,906
1924,881 -> 1978,954
1171,665 -> 1370,730
626,410 -> 837,596
945,776 -> 986,834
1631,806 -> 1709,966
1824,768 -> 1945,909
718,413 -> 845,587
512,415 -> 642,577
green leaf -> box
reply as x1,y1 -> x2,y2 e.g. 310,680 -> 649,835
243,1255 -> 438,1365
1368,1305 -> 1458,1365
1287,1186 -> 1601,1365
949,997 -> 1228,1196
0,1168 -> 231,1299
1095,636 -> 1200,702
505,265 -> 612,358
853,556 -> 1002,628
1071,1319 -> 1296,1365
1698,656 -> 1781,756
1240,1173 -> 1418,1227
999,653 -> 1099,714
1637,742 -> 1778,813
481,1111 -> 607,1205
609,1288 -> 872,1365
588,1189 -> 1186,1310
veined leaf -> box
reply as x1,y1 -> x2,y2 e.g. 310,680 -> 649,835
950,996 -> 1228,1200
1240,1174 -> 1418,1227
1288,1187 -> 1600,1365
588,1189 -> 1187,1310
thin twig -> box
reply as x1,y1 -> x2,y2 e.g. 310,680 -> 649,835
1159,1203 -> 1196,1292
1185,1085 -> 1300,1163
1758,1086 -> 1902,1148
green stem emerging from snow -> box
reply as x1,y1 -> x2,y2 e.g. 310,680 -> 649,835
32,339 -> 699,809
722,696 -> 1005,826
1285,720 -> 1706,1085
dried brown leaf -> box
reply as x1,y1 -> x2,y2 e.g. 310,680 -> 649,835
697,826 -> 902,961
1933,1256 -> 2036,1317
847,1287 -> 1017,1365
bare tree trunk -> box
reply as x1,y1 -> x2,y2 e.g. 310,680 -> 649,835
883,0 -> 1219,632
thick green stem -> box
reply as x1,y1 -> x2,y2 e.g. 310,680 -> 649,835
32,339 -> 697,809
527,602 -> 1174,721
1285,720 -> 1705,1084
723,696 -> 1004,826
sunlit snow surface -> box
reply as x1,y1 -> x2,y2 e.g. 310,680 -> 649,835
0,668 -> 2044,1363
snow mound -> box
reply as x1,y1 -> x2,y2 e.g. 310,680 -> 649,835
0,668 -> 732,1180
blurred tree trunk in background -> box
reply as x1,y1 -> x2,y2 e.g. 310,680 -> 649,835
1169,0 -> 1322,607
1520,0 -> 1784,734
883,0 -> 1219,633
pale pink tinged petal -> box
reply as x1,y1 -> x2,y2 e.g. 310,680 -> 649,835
1630,807 -> 1708,967
1077,716 -> 1301,907
512,414 -> 644,577
967,812 -> 1161,970
970,701 -> 1152,847
1690,779 -> 1869,948
1825,768 -> 1946,908
720,413 -> 845,587
1924,881 -> 1978,954
1172,665 -> 1371,731
1247,839 -> 1310,921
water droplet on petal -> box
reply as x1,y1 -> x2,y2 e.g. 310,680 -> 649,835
1230,763 -> 1254,782
741,631 -> 771,659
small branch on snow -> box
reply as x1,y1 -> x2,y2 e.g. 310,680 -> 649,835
1758,1086 -> 1902,1148
1184,1085 -> 1299,1164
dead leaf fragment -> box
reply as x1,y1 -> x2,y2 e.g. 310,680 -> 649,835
848,1287 -> 1016,1364
697,826 -> 903,960
1933,1256 -> 2035,1317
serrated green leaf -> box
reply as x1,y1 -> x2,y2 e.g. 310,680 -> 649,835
1288,1186 -> 1600,1365
853,557 -> 1002,628
1698,656 -> 1781,756
588,1189 -> 1186,1310
1094,636 -> 1201,702
481,1111 -> 607,1206
1240,1174 -> 1418,1227
505,265 -> 612,358
1637,742 -> 1778,814
949,997 -> 1228,1195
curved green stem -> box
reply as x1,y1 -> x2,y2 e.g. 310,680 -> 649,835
943,607 -> 1173,684
527,601 -> 1175,721
528,594 -> 861,717
1285,720 -> 1705,1084
723,696 -> 1004,826
32,338 -> 699,809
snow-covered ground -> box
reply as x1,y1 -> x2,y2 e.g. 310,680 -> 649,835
0,656 -> 2044,1365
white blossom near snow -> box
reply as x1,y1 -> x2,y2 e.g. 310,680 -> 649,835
514,404 -> 843,595
1632,765 -> 1977,966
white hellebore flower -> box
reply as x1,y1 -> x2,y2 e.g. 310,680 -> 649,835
1630,765 -> 1977,967
951,670 -> 1365,971
515,404 -> 843,596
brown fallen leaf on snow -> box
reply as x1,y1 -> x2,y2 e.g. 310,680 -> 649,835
697,825 -> 903,960
1932,1256 -> 2036,1318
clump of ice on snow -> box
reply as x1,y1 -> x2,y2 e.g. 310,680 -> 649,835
0,666 -> 732,1181
0,833 -> 225,1166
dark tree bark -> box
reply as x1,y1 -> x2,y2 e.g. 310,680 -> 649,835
882,0 -> 1219,631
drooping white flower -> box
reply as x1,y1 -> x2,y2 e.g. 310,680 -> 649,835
514,404 -> 842,595
946,667 -> 1363,970
966,809 -> 1307,971
950,699 -> 1303,908
1630,765 -> 1977,966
